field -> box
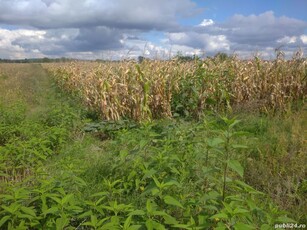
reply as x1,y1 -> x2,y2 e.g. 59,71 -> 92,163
0,56 -> 306,229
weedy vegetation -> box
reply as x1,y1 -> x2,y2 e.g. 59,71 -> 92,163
0,53 -> 306,229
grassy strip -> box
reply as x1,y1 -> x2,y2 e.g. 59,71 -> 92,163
0,64 -> 86,183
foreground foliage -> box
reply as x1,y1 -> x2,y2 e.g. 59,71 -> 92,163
1,109 -> 300,229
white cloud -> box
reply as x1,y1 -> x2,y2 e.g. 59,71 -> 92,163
120,37 -> 171,59
277,36 -> 297,44
167,32 -> 230,54
199,19 -> 214,27
0,28 -> 46,59
171,45 -> 202,56
300,35 -> 307,44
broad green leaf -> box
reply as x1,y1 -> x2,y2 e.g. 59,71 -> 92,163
127,225 -> 142,230
123,215 -> 132,230
170,166 -> 180,175
246,200 -> 257,210
228,160 -> 244,178
260,224 -> 271,230
222,202 -> 233,214
142,168 -> 157,180
163,179 -> 181,188
96,196 -> 107,205
146,199 -> 156,213
96,217 -> 109,227
172,224 -> 190,229
1,203 -> 21,214
0,194 -> 14,200
152,177 -> 161,187
110,215 -> 120,225
210,213 -> 228,220
151,187 -> 160,196
152,210 -> 168,216
197,215 -> 207,225
142,183 -> 158,196
233,208 -> 250,215
216,222 -> 227,230
163,195 -> 184,209
207,138 -> 224,147
0,216 -> 10,227
78,210 -> 92,218
235,180 -> 264,194
82,221 -> 95,227
49,196 -> 62,204
139,139 -> 147,149
163,214 -> 178,225
204,205 -> 218,211
189,216 -> 196,225
16,214 -> 35,219
56,216 -> 68,230
276,216 -> 296,223
234,222 -> 255,230
146,219 -> 166,230
91,215 -> 98,226
91,191 -> 109,197
74,176 -> 87,187
18,220 -> 27,229
100,205 -> 115,212
43,206 -> 59,216
128,170 -> 137,180
146,219 -> 154,230
20,206 -> 36,217
65,205 -> 83,213
229,119 -> 241,129
202,166 -> 218,176
128,210 -> 146,216
215,226 -> 227,230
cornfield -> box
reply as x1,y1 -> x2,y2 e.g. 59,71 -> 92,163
43,55 -> 307,121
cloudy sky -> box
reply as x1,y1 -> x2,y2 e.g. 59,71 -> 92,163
0,0 -> 306,60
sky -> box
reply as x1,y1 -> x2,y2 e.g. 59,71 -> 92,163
0,0 -> 306,60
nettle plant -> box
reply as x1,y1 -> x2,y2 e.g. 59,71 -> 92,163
0,116 -> 296,229
197,116 -> 296,230
78,117 -> 295,229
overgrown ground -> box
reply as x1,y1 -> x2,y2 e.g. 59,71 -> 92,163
0,63 -> 306,229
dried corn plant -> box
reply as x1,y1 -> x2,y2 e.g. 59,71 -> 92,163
43,55 -> 307,121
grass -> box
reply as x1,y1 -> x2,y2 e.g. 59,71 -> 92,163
0,62 -> 306,229
235,109 -> 307,221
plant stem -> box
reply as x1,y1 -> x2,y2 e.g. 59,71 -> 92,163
222,131 -> 230,201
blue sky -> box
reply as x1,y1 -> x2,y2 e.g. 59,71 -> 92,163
197,0 -> 306,21
0,0 -> 306,59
